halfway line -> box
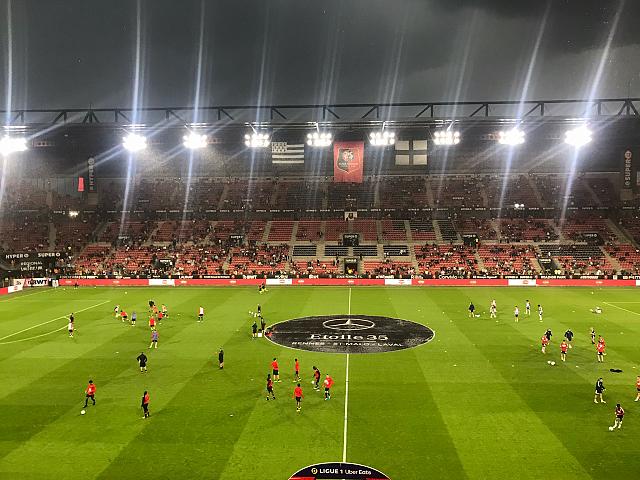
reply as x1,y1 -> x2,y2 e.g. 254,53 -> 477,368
0,300 -> 110,342
343,287 -> 351,462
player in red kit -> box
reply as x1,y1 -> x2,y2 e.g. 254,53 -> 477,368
83,380 -> 96,408
271,358 -> 280,382
266,374 -> 275,401
611,404 -> 624,430
541,335 -> 549,354
636,376 -> 640,402
560,340 -> 568,362
313,366 -> 321,390
596,342 -> 605,362
294,358 -> 300,382
149,316 -> 156,331
294,383 -> 303,412
323,374 -> 334,400
141,390 -> 150,419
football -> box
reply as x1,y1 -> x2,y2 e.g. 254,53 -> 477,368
81,410 -> 86,415
550,361 -> 556,366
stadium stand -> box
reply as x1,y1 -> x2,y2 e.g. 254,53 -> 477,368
415,244 -> 479,277
430,177 -> 484,208
1,170 -> 639,279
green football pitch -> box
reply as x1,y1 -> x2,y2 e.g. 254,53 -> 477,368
0,286 -> 639,479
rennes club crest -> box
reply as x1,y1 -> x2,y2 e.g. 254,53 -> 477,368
337,148 -> 355,172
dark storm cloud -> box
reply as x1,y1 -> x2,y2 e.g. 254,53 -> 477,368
445,0 -> 640,54
0,0 -> 639,111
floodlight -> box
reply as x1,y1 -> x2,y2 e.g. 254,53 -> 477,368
498,128 -> 525,146
183,132 -> 208,150
564,125 -> 592,147
0,136 -> 28,156
123,133 -> 147,152
244,132 -> 270,148
306,131 -> 332,147
68,210 -> 79,218
433,130 -> 460,146
369,130 -> 395,146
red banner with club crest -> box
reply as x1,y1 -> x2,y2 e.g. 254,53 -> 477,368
333,141 -> 364,183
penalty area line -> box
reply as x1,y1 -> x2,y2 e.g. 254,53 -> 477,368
0,299 -> 110,342
343,288 -> 351,463
0,325 -> 68,345
0,288 -> 53,303
603,302 -> 640,317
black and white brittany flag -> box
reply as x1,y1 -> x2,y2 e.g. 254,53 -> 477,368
395,139 -> 428,165
271,142 -> 305,164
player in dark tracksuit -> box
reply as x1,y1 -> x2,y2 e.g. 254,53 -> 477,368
137,352 -> 148,373
564,329 -> 574,348
594,378 -> 606,404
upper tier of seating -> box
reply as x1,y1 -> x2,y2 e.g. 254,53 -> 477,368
1,173 -> 630,213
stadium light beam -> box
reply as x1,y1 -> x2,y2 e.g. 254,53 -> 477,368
0,136 -> 27,156
183,131 -> 208,150
433,130 -> 460,146
564,126 -> 592,148
123,133 -> 147,152
244,132 -> 270,148
306,131 -> 332,147
369,130 -> 395,146
498,128 -> 525,146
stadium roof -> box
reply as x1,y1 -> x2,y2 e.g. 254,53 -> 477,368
2,97 -> 639,127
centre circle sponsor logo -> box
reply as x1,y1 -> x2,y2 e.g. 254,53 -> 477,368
289,462 -> 390,480
322,318 -> 375,331
267,314 -> 435,354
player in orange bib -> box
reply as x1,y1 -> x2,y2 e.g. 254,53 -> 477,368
541,335 -> 549,354
293,384 -> 303,412
323,374 -> 334,400
560,340 -> 568,362
271,358 -> 280,382
83,380 -> 96,408
141,391 -> 150,419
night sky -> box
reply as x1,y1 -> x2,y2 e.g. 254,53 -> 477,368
1,0 -> 639,111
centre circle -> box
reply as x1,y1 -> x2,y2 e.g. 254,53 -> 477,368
267,314 -> 435,354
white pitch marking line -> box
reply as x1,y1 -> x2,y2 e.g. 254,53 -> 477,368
0,288 -> 52,303
343,287 -> 351,463
0,325 -> 68,345
603,302 -> 640,317
0,300 -> 110,342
